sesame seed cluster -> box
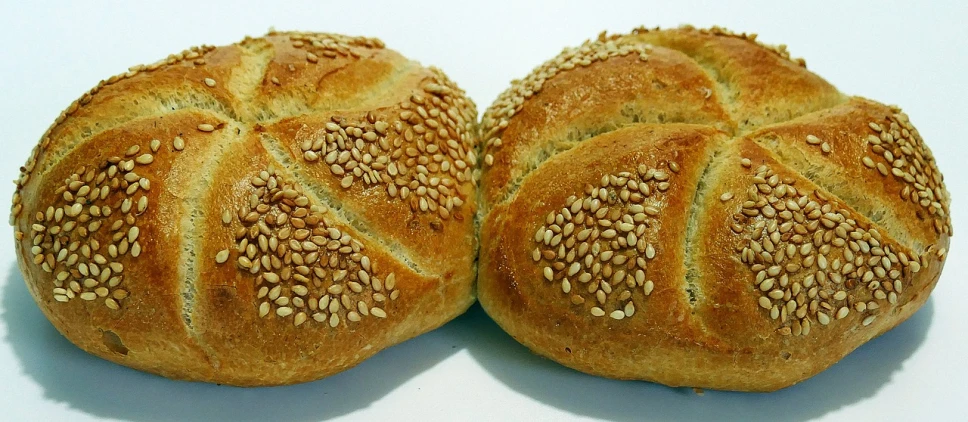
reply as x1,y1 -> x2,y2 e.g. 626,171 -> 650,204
730,162 -> 924,336
21,138 -> 182,310
283,31 -> 386,63
298,70 -> 478,220
531,162 -> 678,320
863,111 -> 951,235
216,167 -> 398,328
480,36 -> 650,167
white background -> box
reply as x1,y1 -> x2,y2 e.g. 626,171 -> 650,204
1,1 -> 966,421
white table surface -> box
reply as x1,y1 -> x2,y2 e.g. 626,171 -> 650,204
1,1 -> 966,421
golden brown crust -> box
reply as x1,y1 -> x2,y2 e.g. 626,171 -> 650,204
478,27 -> 950,391
11,32 -> 478,386
627,26 -> 845,130
480,125 -> 731,386
744,97 -> 951,243
192,134 -> 473,385
479,46 -> 732,207
479,26 -> 846,210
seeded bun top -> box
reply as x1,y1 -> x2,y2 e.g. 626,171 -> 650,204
11,31 -> 479,386
477,26 -> 951,391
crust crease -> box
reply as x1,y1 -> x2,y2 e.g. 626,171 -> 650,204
258,133 -> 424,275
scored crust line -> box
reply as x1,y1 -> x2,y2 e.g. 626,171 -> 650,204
751,135 -> 928,257
259,133 -> 424,275
653,44 -> 739,131
237,38 -> 420,124
177,130 -> 246,370
36,103 -> 240,177
232,38 -> 275,121
683,143 -> 727,310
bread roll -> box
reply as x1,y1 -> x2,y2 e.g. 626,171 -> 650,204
477,26 -> 951,391
10,31 -> 479,386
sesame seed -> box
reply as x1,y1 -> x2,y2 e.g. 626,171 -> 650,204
909,261 -> 921,273
720,192 -> 734,201
127,226 -> 140,243
291,285 -> 309,296
173,137 -> 185,151
197,123 -> 215,132
564,262 -> 581,277
150,139 -> 161,152
215,249 -> 230,263
203,77 -> 216,87
836,307 -> 849,319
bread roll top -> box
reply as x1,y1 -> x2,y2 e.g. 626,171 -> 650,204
477,26 -> 950,391
11,31 -> 479,385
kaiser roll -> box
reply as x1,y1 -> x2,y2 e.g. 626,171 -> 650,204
477,26 -> 951,391
11,31 -> 480,386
